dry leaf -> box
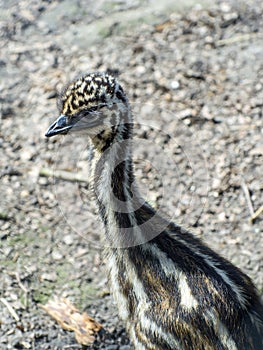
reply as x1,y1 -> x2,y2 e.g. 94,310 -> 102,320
40,297 -> 103,346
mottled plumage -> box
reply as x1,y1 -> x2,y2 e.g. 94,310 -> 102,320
46,72 -> 263,350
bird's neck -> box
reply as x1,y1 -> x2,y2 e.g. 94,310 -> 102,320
90,125 -> 168,248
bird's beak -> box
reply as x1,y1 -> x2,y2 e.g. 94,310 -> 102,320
45,115 -> 73,137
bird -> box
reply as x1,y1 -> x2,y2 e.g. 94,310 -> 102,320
45,72 -> 263,350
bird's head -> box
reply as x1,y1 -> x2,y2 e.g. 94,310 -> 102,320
45,72 -> 130,148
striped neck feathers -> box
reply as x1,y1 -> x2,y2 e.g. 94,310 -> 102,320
90,118 -> 168,247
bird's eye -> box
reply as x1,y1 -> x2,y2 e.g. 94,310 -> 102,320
74,104 -> 107,120
72,108 -> 94,121
68,104 -> 108,130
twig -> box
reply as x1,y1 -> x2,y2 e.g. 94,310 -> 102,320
217,32 -> 262,47
14,272 -> 29,294
250,205 -> 263,224
241,179 -> 254,217
7,272 -> 29,308
15,272 -> 29,308
39,167 -> 89,184
0,298 -> 20,322
11,42 -> 55,54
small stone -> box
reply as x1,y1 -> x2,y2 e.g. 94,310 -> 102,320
220,2 -> 231,12
170,80 -> 180,90
41,272 -> 57,282
205,36 -> 214,44
20,190 -> 29,198
20,149 -> 33,161
38,177 -> 48,185
136,66 -> 146,74
218,212 -> 226,221
63,234 -> 74,245
211,178 -> 221,189
51,250 -> 63,260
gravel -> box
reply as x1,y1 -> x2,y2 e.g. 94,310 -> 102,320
0,0 -> 262,349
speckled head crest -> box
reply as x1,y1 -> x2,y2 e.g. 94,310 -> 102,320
58,72 -> 125,117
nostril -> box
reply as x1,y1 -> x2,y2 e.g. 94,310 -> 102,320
57,115 -> 68,127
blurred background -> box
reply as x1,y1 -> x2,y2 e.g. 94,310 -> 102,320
0,0 -> 262,348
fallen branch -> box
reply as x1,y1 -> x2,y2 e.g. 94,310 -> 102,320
39,167 -> 89,184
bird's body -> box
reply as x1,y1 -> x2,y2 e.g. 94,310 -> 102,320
46,72 -> 263,350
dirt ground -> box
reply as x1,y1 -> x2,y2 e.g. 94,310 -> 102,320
0,0 -> 262,349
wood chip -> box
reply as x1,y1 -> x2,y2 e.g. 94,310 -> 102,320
40,297 -> 103,346
155,20 -> 173,32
